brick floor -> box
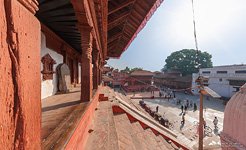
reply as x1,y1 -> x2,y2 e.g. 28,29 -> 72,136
41,86 -> 82,140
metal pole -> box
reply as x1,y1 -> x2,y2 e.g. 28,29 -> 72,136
199,92 -> 204,150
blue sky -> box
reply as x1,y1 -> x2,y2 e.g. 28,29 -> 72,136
108,0 -> 246,71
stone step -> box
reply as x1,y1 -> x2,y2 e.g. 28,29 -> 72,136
113,113 -> 140,150
144,128 -> 163,150
131,121 -> 167,150
152,133 -> 170,150
156,135 -> 178,150
84,101 -> 119,150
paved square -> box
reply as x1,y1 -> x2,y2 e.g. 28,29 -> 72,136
128,91 -> 225,149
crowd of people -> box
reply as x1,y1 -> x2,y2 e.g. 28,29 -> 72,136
133,85 -> 221,134
139,101 -> 174,129
180,99 -> 198,113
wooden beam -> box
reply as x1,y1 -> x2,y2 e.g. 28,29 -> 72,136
45,16 -> 77,23
108,0 -> 135,15
101,0 -> 108,60
108,32 -> 122,43
38,0 -> 70,14
108,18 -> 125,30
108,11 -> 130,26
108,41 -> 116,49
41,8 -> 74,18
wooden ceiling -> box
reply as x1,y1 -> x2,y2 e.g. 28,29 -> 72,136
36,0 -> 81,52
107,0 -> 161,58
36,0 -> 161,58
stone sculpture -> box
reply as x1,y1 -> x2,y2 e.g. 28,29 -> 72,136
56,63 -> 71,93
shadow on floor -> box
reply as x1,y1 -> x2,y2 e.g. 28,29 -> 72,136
42,100 -> 81,112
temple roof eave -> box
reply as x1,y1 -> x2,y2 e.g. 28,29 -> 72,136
106,0 -> 164,58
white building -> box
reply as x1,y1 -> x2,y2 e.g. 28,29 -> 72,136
192,65 -> 246,98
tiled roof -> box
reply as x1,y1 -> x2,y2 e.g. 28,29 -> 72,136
154,74 -> 178,79
103,66 -> 113,72
102,75 -> 114,82
130,70 -> 154,76
174,76 -> 192,82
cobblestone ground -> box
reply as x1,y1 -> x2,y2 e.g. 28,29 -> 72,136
127,91 -> 225,149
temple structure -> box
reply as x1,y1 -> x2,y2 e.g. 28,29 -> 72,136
154,72 -> 191,90
122,70 -> 155,92
111,69 -> 129,88
0,0 -> 169,149
221,83 -> 246,149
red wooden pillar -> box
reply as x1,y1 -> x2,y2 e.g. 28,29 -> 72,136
93,64 -> 99,89
100,68 -> 102,84
98,67 -> 101,85
92,49 -> 99,89
0,1 -> 41,149
74,59 -> 78,84
79,25 -> 93,102
98,67 -> 101,86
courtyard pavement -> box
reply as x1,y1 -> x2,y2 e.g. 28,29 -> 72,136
127,91 -> 225,149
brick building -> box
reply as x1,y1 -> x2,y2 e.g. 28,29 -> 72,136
122,70 -> 155,92
112,69 -> 129,88
154,71 -> 192,90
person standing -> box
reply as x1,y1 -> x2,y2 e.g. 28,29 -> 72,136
181,105 -> 184,113
181,114 -> 185,125
193,103 -> 197,112
190,100 -> 193,107
213,117 -> 218,129
184,105 -> 187,112
156,105 -> 159,113
203,118 -> 206,129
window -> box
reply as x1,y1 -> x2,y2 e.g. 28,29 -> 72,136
233,87 -> 240,92
202,71 -> 210,74
41,54 -> 56,80
217,71 -> 227,74
235,70 -> 246,74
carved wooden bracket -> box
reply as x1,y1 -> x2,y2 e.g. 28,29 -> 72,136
41,54 -> 56,80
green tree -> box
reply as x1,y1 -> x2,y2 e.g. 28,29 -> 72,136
164,49 -> 212,75
129,67 -> 143,73
120,66 -> 131,73
120,67 -> 143,73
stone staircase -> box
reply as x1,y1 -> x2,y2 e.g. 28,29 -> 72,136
113,111 -> 180,150
113,89 -> 196,149
84,87 -> 188,150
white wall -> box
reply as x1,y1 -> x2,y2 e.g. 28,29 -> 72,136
41,33 -> 63,99
192,65 -> 246,98
78,63 -> 81,83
